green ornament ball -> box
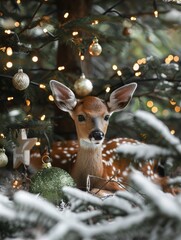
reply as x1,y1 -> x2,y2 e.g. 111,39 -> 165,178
29,167 -> 76,204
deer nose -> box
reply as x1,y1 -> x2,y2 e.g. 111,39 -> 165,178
89,130 -> 104,141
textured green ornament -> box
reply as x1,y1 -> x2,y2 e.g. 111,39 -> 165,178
29,167 -> 75,204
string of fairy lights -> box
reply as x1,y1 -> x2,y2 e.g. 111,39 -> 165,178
0,0 -> 180,146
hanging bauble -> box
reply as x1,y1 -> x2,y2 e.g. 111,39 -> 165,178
12,68 -> 30,90
89,37 -> 102,56
29,162 -> 76,204
0,148 -> 8,167
74,73 -> 93,97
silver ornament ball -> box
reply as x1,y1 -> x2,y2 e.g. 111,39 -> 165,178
89,37 -> 102,56
74,73 -> 93,97
12,68 -> 30,90
0,148 -> 8,167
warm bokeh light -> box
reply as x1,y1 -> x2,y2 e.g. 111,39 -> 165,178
14,21 -> 20,27
173,55 -> 179,62
170,99 -> 176,105
112,65 -> 118,70
147,101 -> 154,108
58,66 -> 65,71
32,56 -> 38,62
7,97 -> 14,101
40,115 -> 46,121
117,70 -> 122,76
48,95 -> 54,101
72,31 -> 78,36
64,12 -> 69,18
25,99 -> 31,106
105,86 -> 111,93
151,106 -> 158,113
133,63 -> 139,71
130,16 -> 137,21
39,84 -> 46,89
154,11 -> 158,18
170,129 -> 175,135
6,61 -> 13,68
6,47 -> 13,56
135,71 -> 141,76
174,106 -> 181,113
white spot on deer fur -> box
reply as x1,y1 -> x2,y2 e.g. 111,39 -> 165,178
69,147 -> 75,151
61,159 -> 68,164
54,154 -> 60,159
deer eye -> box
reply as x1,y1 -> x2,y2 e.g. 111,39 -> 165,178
78,115 -> 86,122
104,115 -> 110,121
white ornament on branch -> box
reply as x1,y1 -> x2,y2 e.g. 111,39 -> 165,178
13,129 -> 37,168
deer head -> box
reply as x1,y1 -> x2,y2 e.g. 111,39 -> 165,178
50,80 -> 137,146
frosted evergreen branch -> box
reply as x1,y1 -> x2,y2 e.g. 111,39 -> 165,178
130,172 -> 181,219
134,110 -> 181,149
117,143 -> 173,160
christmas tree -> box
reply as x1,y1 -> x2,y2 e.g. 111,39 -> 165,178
0,0 -> 181,239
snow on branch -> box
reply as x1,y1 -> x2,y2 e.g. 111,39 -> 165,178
134,110 -> 181,148
117,143 -> 172,160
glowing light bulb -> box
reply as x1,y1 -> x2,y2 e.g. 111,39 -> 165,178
133,63 -> 139,71
25,99 -> 31,106
72,31 -> 78,36
130,16 -> 137,21
80,55 -> 84,61
0,133 -> 5,138
170,130 -> 175,135
64,12 -> 69,18
105,86 -> 111,93
58,66 -> 65,71
5,30 -> 11,34
6,47 -> 13,56
14,21 -> 20,27
154,10 -> 158,18
39,84 -> 46,89
7,97 -> 14,101
117,70 -> 122,76
112,65 -> 118,70
6,61 -> 13,68
36,141 -> 41,146
173,56 -> 179,62
135,72 -> 141,76
151,106 -> 158,113
32,56 -> 38,62
48,95 -> 54,101
40,115 -> 46,121
170,99 -> 176,105
175,106 -> 181,113
147,101 -> 154,108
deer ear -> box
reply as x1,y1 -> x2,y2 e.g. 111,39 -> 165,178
107,83 -> 137,113
50,80 -> 77,112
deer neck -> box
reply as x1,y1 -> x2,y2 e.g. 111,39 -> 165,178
71,139 -> 104,190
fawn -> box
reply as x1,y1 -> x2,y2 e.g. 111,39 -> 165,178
31,80 -> 163,195
31,80 -> 162,194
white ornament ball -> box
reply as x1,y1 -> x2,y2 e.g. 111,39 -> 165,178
74,73 -> 93,97
12,68 -> 30,90
89,37 -> 102,56
0,148 -> 8,167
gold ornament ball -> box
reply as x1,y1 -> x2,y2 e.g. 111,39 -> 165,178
0,148 -> 8,167
74,73 -> 93,97
12,68 -> 30,90
89,37 -> 102,56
